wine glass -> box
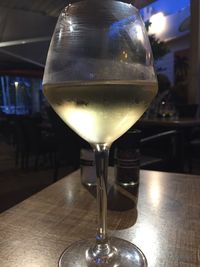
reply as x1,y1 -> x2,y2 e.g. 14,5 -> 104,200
43,0 -> 158,266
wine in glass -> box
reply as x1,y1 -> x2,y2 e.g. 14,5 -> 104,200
43,0 -> 158,266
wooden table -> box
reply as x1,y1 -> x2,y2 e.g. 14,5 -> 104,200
0,169 -> 200,267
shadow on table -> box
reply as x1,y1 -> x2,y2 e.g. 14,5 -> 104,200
84,182 -> 139,230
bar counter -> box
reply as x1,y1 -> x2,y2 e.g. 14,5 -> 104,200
0,169 -> 200,267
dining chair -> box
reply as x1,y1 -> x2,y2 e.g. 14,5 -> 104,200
46,107 -> 81,181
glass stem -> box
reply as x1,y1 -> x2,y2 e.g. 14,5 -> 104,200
92,144 -> 110,256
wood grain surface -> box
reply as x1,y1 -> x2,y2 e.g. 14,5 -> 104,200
0,168 -> 200,267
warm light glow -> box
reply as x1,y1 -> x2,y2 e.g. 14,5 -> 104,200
149,12 -> 166,35
122,51 -> 128,59
65,187 -> 74,202
14,81 -> 19,89
149,172 -> 162,208
134,222 -> 159,267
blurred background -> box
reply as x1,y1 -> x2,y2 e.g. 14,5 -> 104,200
0,0 -> 200,212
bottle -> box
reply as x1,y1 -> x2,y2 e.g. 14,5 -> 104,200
80,148 -> 96,186
114,130 -> 141,186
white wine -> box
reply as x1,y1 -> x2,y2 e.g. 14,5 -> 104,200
43,80 -> 157,145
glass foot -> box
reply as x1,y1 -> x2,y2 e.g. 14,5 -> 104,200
59,237 -> 147,267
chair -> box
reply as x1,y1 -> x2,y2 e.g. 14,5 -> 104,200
14,116 -> 56,170
186,127 -> 200,172
140,130 -> 178,171
176,104 -> 198,118
174,104 -> 200,172
47,107 -> 81,181
25,118 -> 56,170
14,116 -> 29,168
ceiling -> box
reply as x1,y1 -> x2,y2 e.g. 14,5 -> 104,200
0,0 -> 156,76
0,0 -> 156,17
